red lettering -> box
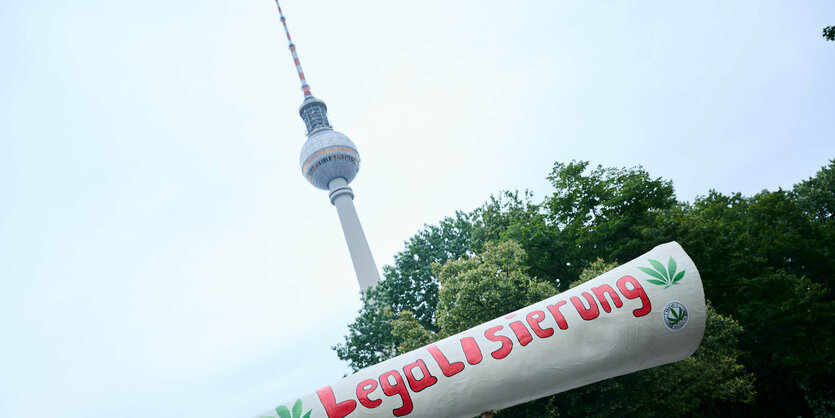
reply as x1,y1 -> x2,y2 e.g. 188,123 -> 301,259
316,386 -> 357,418
379,370 -> 413,417
355,379 -> 381,409
546,301 -> 569,330
509,320 -> 533,346
526,310 -> 554,338
571,292 -> 600,320
460,336 -> 483,365
403,359 -> 437,392
484,325 -> 513,359
617,275 -> 651,317
426,344 -> 464,377
591,284 -> 624,313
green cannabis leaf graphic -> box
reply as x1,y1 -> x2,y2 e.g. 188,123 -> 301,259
639,257 -> 685,288
667,307 -> 686,325
275,399 -> 311,418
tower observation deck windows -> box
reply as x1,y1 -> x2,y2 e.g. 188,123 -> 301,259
302,146 -> 359,173
301,102 -> 331,134
307,155 -> 358,174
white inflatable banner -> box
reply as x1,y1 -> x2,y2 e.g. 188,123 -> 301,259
258,242 -> 706,418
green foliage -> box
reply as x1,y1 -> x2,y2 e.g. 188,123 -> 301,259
730,272 -> 834,416
570,258 -> 620,288
470,190 -> 542,253
381,211 -> 474,331
470,191 -> 566,289
824,26 -> 835,41
541,161 -> 677,288
333,158 -> 835,415
392,241 -> 557,350
391,310 -> 436,353
639,168 -> 835,415
795,160 -> 835,221
434,241 -> 558,337
648,188 -> 834,307
332,288 -> 398,371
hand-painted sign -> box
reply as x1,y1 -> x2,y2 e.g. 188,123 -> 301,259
257,242 -> 706,418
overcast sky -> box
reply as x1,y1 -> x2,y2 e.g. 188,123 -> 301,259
1,1 -> 833,417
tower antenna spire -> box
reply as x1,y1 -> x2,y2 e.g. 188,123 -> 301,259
274,0 -> 312,97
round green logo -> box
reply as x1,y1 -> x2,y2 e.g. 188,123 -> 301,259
663,301 -> 689,331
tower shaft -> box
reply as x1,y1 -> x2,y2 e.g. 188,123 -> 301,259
328,178 -> 381,292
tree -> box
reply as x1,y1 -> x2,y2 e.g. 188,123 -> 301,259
824,26 -> 835,41
795,159 -> 835,228
636,172 -> 835,415
728,272 -> 834,417
541,161 -> 676,287
794,160 -> 835,288
334,159 -> 835,415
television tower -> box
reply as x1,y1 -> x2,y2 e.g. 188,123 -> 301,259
273,1 -> 381,292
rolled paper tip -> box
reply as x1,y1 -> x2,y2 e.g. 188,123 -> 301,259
257,242 -> 706,418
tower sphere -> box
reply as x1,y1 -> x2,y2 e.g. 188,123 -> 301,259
299,129 -> 361,190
